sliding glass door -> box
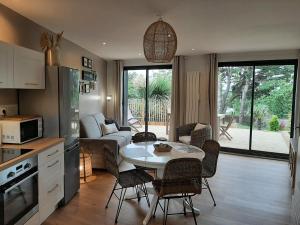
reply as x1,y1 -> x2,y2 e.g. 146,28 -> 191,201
218,60 -> 297,158
123,65 -> 172,140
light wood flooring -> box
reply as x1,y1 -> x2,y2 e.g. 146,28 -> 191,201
44,154 -> 291,225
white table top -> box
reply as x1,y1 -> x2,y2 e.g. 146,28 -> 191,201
120,141 -> 205,169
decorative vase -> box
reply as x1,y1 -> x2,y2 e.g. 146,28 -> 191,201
46,47 -> 60,66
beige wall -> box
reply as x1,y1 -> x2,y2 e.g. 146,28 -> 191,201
0,3 -> 107,117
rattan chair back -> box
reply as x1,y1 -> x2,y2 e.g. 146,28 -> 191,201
202,140 -> 220,178
159,158 -> 202,196
133,132 -> 157,143
104,146 -> 119,179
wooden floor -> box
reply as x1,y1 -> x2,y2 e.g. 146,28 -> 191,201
44,154 -> 291,225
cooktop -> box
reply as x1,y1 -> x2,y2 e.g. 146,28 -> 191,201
0,148 -> 34,164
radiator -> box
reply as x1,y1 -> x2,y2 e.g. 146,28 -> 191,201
186,72 -> 201,123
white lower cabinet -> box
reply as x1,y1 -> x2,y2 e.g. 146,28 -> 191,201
24,211 -> 40,225
38,143 -> 64,224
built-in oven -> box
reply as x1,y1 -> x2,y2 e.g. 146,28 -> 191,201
0,156 -> 38,225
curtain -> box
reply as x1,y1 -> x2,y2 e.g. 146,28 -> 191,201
208,53 -> 218,140
169,56 -> 187,141
113,60 -> 123,124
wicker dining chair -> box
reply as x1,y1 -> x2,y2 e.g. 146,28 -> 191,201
201,140 -> 221,206
152,158 -> 202,225
132,132 -> 158,176
104,145 -> 154,223
132,131 -> 157,143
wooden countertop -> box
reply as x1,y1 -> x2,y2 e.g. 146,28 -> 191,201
0,138 -> 64,171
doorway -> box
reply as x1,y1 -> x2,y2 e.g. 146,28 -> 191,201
123,65 -> 172,140
218,60 -> 297,158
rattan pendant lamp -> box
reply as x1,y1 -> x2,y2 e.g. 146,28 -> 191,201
143,18 -> 177,63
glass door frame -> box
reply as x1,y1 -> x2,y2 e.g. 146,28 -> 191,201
218,59 -> 298,159
123,65 -> 172,133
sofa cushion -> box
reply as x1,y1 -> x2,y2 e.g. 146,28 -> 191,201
179,135 -> 191,145
194,123 -> 207,131
93,113 -> 106,134
80,115 -> 101,138
113,131 -> 132,144
100,134 -> 128,148
101,123 -> 119,135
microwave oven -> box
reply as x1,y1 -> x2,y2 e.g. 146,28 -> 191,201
0,115 -> 43,144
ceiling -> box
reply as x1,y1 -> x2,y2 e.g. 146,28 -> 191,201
1,0 -> 300,60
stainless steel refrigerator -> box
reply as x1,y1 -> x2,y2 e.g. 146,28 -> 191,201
19,66 -> 80,205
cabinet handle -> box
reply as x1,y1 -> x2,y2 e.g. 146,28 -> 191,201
25,82 -> 38,86
47,150 -> 59,157
48,184 -> 59,194
48,160 -> 59,168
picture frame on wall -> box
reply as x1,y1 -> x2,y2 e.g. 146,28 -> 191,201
82,57 -> 88,67
82,70 -> 97,81
88,59 -> 93,69
84,83 -> 90,93
82,57 -> 93,69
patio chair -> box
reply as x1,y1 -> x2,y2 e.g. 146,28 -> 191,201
152,158 -> 202,225
219,116 -> 234,140
201,140 -> 220,206
128,109 -> 143,132
104,145 -> 153,223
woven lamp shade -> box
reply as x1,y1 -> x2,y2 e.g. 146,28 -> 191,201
143,19 -> 177,63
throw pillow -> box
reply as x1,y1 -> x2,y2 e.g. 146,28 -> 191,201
101,123 -> 119,135
194,123 -> 207,131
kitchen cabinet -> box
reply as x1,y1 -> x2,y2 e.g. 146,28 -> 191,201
14,45 -> 45,89
38,143 -> 64,223
0,41 -> 13,88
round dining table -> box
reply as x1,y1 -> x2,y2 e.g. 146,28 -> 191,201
119,141 -> 205,225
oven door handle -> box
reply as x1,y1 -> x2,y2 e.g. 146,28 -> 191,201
4,171 -> 38,193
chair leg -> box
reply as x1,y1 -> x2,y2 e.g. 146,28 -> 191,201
188,196 -> 198,225
115,188 -> 127,223
142,183 -> 150,207
135,185 -> 141,202
163,199 -> 169,225
182,194 -> 186,216
153,198 -> 160,218
205,178 -> 216,206
105,180 -> 118,209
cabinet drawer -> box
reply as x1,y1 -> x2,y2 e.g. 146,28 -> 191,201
39,175 -> 64,222
40,155 -> 64,182
39,143 -> 64,165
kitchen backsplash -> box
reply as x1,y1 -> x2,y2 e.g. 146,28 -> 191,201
0,104 -> 18,116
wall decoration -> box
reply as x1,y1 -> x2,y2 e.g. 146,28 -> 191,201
82,70 -> 97,81
84,84 -> 90,93
82,57 -> 93,69
40,31 -> 64,66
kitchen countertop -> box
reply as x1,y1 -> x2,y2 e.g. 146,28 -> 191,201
0,137 -> 64,171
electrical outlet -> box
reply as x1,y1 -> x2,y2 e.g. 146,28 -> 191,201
0,104 -> 18,116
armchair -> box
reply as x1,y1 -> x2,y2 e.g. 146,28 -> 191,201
176,123 -> 212,148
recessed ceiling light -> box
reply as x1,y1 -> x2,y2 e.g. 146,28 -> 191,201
192,48 -> 195,51
138,53 -> 142,56
102,42 -> 107,45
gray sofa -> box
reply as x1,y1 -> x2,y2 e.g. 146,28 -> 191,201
80,113 -> 132,169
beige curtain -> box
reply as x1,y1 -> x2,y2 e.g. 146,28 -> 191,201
169,56 -> 187,141
113,60 -> 123,124
208,54 -> 218,140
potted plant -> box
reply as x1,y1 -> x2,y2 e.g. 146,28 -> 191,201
40,31 -> 63,66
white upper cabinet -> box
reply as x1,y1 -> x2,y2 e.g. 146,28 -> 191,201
14,45 -> 45,89
0,42 -> 14,88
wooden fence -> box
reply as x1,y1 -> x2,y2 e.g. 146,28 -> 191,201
128,99 -> 170,124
